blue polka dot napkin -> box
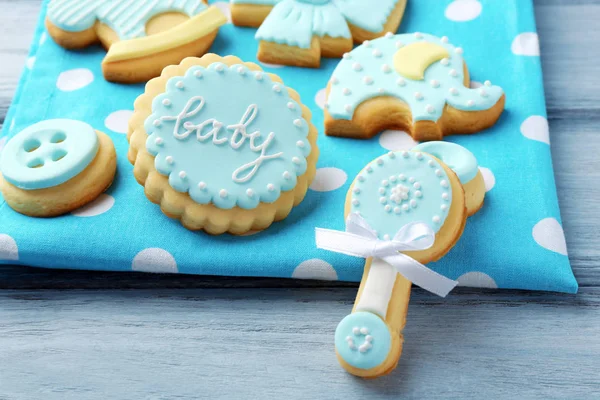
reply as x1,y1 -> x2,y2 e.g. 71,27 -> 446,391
0,0 -> 577,293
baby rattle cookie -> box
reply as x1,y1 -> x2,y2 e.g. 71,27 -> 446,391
127,54 -> 319,234
45,0 -> 227,83
0,119 -> 116,217
230,0 -> 407,68
316,143 -> 485,378
413,141 -> 485,216
325,33 -> 505,141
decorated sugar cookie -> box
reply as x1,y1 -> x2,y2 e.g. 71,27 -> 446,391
128,54 -> 319,234
316,143 -> 485,378
230,0 -> 407,68
325,33 -> 506,141
0,119 -> 117,217
413,141 -> 485,215
46,0 -> 227,83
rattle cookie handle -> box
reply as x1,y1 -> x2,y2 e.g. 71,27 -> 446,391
334,257 -> 411,377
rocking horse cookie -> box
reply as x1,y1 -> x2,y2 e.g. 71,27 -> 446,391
325,33 -> 506,141
46,0 -> 227,83
316,142 -> 486,377
127,54 -> 319,234
230,0 -> 407,68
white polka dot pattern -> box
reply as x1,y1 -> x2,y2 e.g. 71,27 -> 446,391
511,32 -> 540,56
532,218 -> 568,256
71,194 -> 115,217
56,68 -> 95,91
132,248 -> 178,273
445,0 -> 482,22
292,259 -> 338,280
521,115 -> 549,144
309,167 -> 348,192
104,110 -> 134,134
0,234 -> 19,261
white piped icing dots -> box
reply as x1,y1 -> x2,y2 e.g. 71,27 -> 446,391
144,62 -> 311,210
350,150 -> 452,238
327,33 -> 504,122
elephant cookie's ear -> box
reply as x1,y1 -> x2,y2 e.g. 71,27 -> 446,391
324,32 -> 505,141
45,0 -> 227,83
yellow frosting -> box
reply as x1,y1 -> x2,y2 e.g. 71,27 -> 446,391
104,6 -> 226,63
393,41 -> 450,80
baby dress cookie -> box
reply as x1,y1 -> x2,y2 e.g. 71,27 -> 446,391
325,33 -> 506,141
128,54 -> 319,234
46,0 -> 227,83
0,119 -> 117,217
230,0 -> 407,68
316,143 -> 486,378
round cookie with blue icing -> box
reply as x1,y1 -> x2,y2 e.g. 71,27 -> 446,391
345,149 -> 467,264
128,54 -> 319,234
335,312 -> 397,371
230,0 -> 407,68
45,0 -> 227,83
0,119 -> 117,217
325,32 -> 506,141
413,141 -> 486,215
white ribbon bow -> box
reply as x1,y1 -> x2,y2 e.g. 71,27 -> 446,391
315,213 -> 458,297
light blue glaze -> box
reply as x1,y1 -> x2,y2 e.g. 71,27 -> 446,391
0,119 -> 98,190
255,0 -> 350,49
47,0 -> 207,40
327,33 -> 504,122
350,150 -> 452,237
413,141 -> 479,184
231,0 -> 280,4
144,62 -> 311,210
333,0 -> 398,34
335,311 -> 391,370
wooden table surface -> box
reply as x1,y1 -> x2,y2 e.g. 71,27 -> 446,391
1,1 -> 599,399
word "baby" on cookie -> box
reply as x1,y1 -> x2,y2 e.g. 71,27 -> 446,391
158,96 -> 283,183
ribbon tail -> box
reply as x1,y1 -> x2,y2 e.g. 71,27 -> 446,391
381,254 -> 458,297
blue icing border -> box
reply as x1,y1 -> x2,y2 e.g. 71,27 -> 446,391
350,150 -> 452,237
47,0 -> 207,40
144,62 -> 311,210
327,33 -> 504,122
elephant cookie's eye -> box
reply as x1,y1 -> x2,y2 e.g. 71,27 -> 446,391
324,33 -> 506,142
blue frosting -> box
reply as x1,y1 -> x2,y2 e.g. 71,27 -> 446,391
335,312 -> 392,370
144,62 -> 312,210
349,150 -> 452,237
254,0 -> 398,49
413,141 -> 479,184
256,0 -> 350,49
47,0 -> 208,40
0,119 -> 99,190
327,33 -> 504,122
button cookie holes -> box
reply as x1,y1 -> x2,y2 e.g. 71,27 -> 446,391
51,149 -> 68,162
27,158 -> 45,169
50,131 -> 67,143
23,138 -> 41,153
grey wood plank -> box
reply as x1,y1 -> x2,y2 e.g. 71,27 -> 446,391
0,287 -> 598,400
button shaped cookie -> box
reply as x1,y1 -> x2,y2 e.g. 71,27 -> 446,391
0,119 -> 116,217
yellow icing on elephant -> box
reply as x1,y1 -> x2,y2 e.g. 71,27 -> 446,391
393,42 -> 450,80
